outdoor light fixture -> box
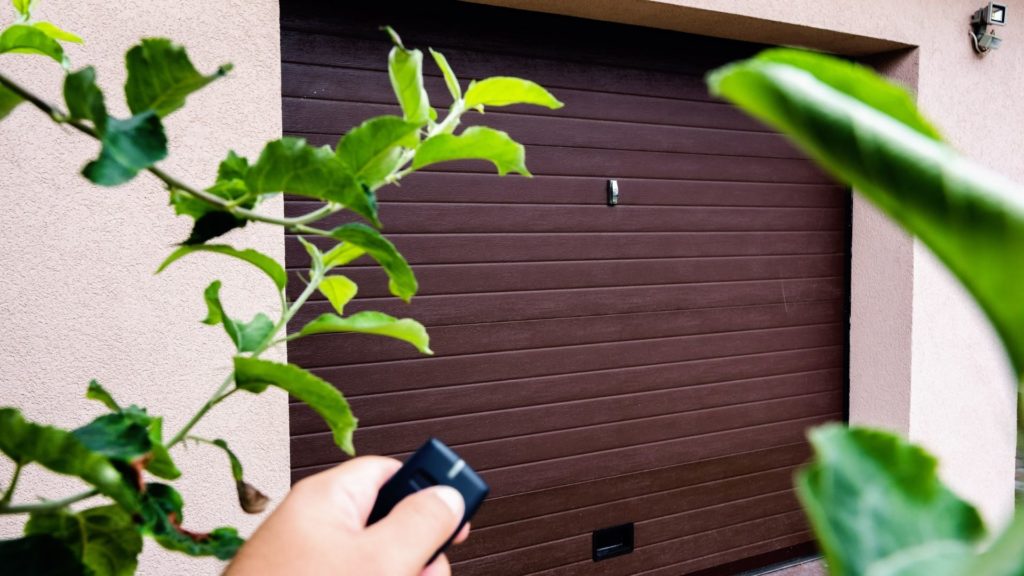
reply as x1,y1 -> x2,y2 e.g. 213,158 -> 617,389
971,2 -> 1007,55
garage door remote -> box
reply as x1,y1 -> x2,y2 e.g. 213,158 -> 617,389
367,437 -> 490,564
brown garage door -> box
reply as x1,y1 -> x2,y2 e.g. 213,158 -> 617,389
283,2 -> 849,574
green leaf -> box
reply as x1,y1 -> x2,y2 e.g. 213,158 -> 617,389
955,507 -> 1024,576
140,483 -> 243,560
233,357 -> 357,455
72,414 -> 150,461
298,311 -> 432,355
0,534 -> 85,575
139,416 -> 179,480
796,425 -> 985,576
323,243 -> 365,270
0,408 -> 138,510
124,38 -> 231,118
864,541 -> 974,576
246,137 -> 380,226
707,48 -> 1024,377
31,22 -> 82,44
414,126 -> 529,176
63,67 -> 107,132
327,223 -> 417,302
199,281 -> 275,352
207,439 -> 269,514
86,380 -> 120,412
0,24 -> 65,66
158,244 -> 286,291
0,82 -> 23,120
296,236 -> 323,273
26,506 -> 143,576
384,26 -> 432,124
430,48 -> 461,101
82,112 -> 168,186
11,0 -> 33,18
464,76 -> 563,110
750,49 -> 941,141
336,115 -> 420,187
183,210 -> 247,246
318,276 -> 358,315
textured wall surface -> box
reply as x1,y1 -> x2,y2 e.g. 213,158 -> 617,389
472,0 -> 1022,527
0,1 -> 285,574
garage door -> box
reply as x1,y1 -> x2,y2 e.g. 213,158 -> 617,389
283,2 -> 849,574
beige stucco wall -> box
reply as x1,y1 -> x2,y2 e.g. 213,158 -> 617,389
472,0 -> 1022,527
0,1 -> 286,574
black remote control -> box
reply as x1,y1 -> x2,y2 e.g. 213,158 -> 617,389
367,438 -> 489,564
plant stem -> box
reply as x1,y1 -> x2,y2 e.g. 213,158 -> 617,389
167,376 -> 237,449
0,71 -> 341,231
0,463 -> 23,507
0,488 -> 99,515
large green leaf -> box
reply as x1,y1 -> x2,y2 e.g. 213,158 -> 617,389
0,534 -> 85,575
384,27 -> 432,124
954,508 -> 1024,576
0,82 -> 23,120
430,48 -> 461,101
199,281 -> 275,353
864,541 -> 974,576
0,408 -> 137,509
796,426 -> 985,576
82,112 -> 168,187
25,506 -> 142,576
707,48 -> 1024,376
464,77 -> 563,110
233,357 -> 357,455
318,275 -> 358,315
298,311 -> 432,355
80,383 -> 179,480
124,38 -> 230,118
72,414 -> 151,461
336,115 -> 420,188
158,244 -> 286,291
413,126 -> 529,176
327,223 -> 417,302
0,24 -> 64,66
139,483 -> 243,560
245,137 -> 379,226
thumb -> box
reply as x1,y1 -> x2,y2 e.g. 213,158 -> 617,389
364,486 -> 464,573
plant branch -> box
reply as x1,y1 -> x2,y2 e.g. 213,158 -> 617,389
0,463 -> 24,507
167,375 -> 237,449
0,488 -> 99,515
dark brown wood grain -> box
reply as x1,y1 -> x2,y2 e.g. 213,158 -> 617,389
283,2 -> 849,573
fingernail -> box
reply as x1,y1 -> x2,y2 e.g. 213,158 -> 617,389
433,486 -> 465,518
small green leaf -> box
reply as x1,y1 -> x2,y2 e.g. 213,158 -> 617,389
864,541 -> 974,576
430,48 -> 461,101
0,82 -> 23,120
0,408 -> 138,510
217,150 -> 249,181
140,483 -> 244,560
464,76 -> 563,110
63,67 -> 107,132
207,439 -> 268,513
11,0 -> 33,18
414,126 -> 529,176
125,38 -> 231,118
384,26 -> 432,124
158,244 -> 286,291
796,425 -> 985,576
0,534 -> 85,575
318,276 -> 358,315
72,413 -> 151,461
0,24 -> 65,66
336,115 -> 420,188
298,311 -> 432,355
297,236 -> 323,273
26,506 -> 143,576
31,22 -> 82,44
246,137 -> 380,226
323,243 -> 365,270
233,357 -> 357,455
140,416 -> 179,480
86,380 -> 120,412
327,223 -> 417,302
199,281 -> 275,352
82,112 -> 168,186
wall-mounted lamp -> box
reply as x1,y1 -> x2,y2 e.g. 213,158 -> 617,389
971,2 -> 1007,55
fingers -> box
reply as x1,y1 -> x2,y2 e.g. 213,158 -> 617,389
420,554 -> 451,576
453,522 -> 471,545
294,456 -> 403,530
365,485 -> 465,573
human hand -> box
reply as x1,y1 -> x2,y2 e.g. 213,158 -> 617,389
226,456 -> 470,576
